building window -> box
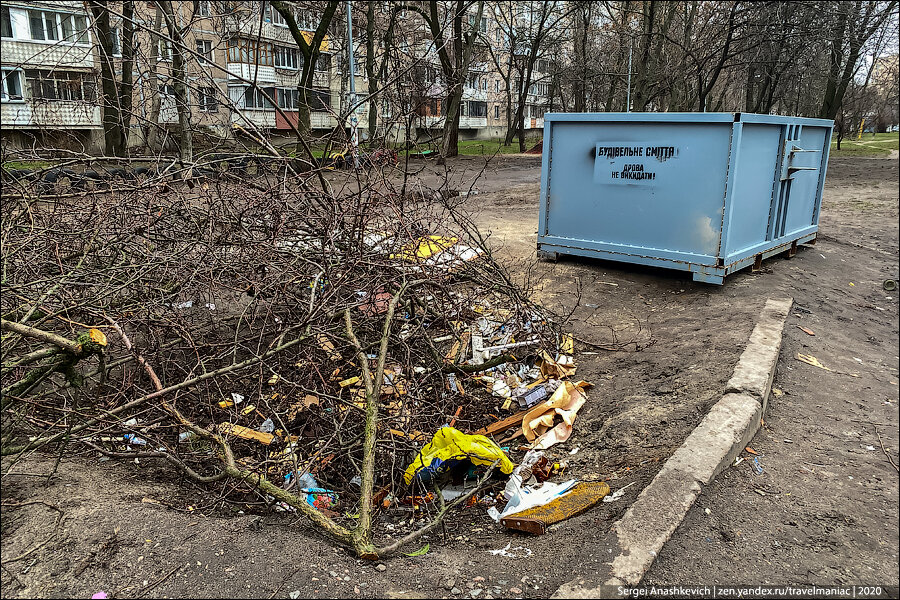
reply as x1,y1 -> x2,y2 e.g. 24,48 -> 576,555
109,27 -> 121,56
198,1 -> 212,17
244,85 -> 275,109
493,104 -> 499,119
315,53 -> 331,73
158,39 -> 174,60
495,79 -> 500,93
62,13 -> 88,43
466,101 -> 487,117
468,13 -> 486,33
24,69 -> 95,102
481,78 -> 487,91
227,38 -> 273,66
160,82 -> 177,96
276,87 -> 299,109
297,9 -> 317,31
196,39 -> 213,63
274,45 -> 297,69
1,69 -> 24,101
310,88 -> 331,111
1,7 -> 13,38
29,10 -> 58,41
199,86 -> 218,111
271,5 -> 288,26
467,73 -> 478,89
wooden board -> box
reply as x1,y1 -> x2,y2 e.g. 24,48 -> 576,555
500,482 -> 610,535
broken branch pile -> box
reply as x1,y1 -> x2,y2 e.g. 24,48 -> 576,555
1,162 -> 588,556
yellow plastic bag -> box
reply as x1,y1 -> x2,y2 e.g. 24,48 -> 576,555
403,426 -> 514,485
391,236 -> 458,262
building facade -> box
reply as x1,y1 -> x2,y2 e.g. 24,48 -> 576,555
1,1 -> 561,154
1,1 -> 103,151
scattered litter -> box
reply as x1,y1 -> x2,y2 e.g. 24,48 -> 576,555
797,325 -> 815,336
403,543 -> 430,557
884,279 -> 897,291
796,353 -> 860,377
751,456 -> 764,475
487,543 -> 533,558
745,446 -> 759,455
522,381 -> 591,450
489,479 -> 578,522
772,388 -> 784,398
123,434 -> 147,446
92,593 -> 108,599
403,426 -> 514,485
499,481 -> 610,534
733,456 -> 745,466
796,353 -> 831,371
602,481 -> 637,503
219,423 -> 275,445
258,418 -> 275,434
568,447 -> 580,456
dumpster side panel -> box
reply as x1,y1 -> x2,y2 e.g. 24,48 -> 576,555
723,123 -> 782,257
544,121 -> 732,260
782,125 -> 828,236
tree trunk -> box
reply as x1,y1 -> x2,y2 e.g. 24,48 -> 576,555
441,84 -> 463,159
365,1 -> 378,141
147,10 -> 163,151
158,0 -> 192,167
89,1 -> 122,157
119,0 -> 135,154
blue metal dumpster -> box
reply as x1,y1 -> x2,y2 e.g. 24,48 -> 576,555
536,112 -> 834,284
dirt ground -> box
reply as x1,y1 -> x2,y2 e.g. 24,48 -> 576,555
2,153 -> 897,598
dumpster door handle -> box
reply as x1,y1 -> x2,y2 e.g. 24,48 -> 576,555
780,144 -> 819,181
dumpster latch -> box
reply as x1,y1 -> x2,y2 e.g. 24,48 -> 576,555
780,140 -> 819,181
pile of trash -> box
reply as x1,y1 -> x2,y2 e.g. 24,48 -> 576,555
95,225 -> 607,537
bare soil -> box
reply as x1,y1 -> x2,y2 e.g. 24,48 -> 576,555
2,154 -> 897,598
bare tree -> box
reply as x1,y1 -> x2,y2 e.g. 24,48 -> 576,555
271,0 -> 340,137
88,0 -> 135,156
819,0 -> 898,120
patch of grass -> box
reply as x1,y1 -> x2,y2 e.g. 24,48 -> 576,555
2,160 -> 55,171
830,132 -> 898,156
457,138 -> 541,156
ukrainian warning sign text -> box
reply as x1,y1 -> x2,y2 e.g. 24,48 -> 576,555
594,143 -> 678,185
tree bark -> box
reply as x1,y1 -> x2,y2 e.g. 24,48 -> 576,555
157,0 -> 192,167
89,1 -> 122,156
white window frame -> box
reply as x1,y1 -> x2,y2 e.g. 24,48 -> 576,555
1,68 -> 25,102
28,10 -> 89,45
271,6 -> 288,27
196,39 -> 213,63
198,1 -> 212,18
110,26 -> 121,56
273,44 -> 297,69
158,39 -> 174,61
1,6 -> 14,39
199,86 -> 218,112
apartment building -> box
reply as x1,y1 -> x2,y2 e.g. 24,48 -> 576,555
1,1 -> 103,151
1,1 -> 559,153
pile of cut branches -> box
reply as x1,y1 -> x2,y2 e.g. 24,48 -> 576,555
1,158 -> 568,557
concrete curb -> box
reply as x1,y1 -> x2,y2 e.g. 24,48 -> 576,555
553,298 -> 792,598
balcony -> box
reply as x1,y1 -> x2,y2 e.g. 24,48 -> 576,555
0,100 -> 100,129
459,115 -> 488,129
227,63 -> 276,83
461,88 -> 488,102
231,108 -> 276,129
